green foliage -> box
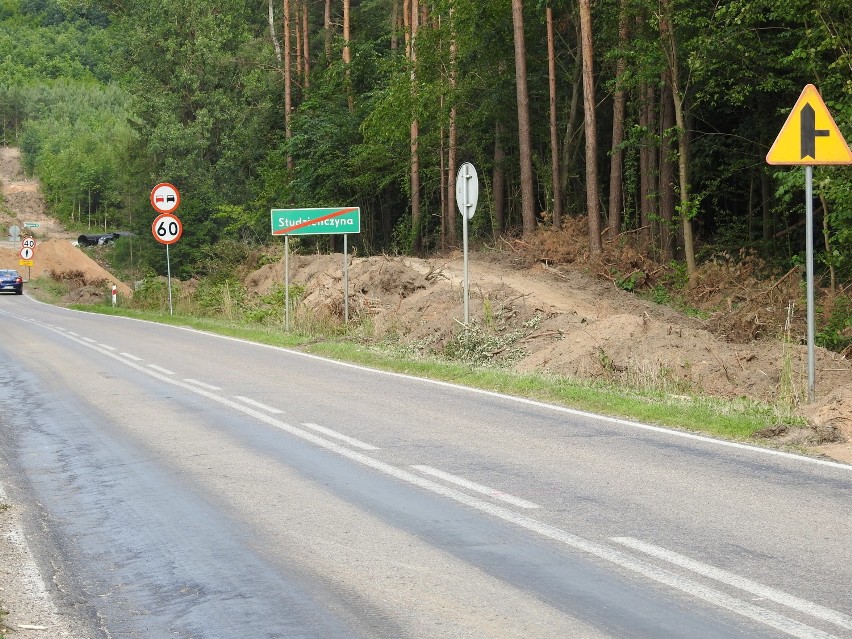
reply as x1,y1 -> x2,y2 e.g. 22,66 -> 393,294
817,295 -> 852,353
615,270 -> 643,292
2,0 -> 852,292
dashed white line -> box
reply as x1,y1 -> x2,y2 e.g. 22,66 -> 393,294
412,465 -> 540,509
611,537 -> 852,632
183,378 -> 222,391
82,337 -> 96,343
301,423 -> 379,450
12,311 -> 848,638
147,364 -> 176,376
67,331 -> 79,337
99,344 -> 116,351
119,352 -> 143,362
233,396 -> 284,414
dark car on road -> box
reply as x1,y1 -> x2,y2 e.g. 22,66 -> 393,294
0,269 -> 23,295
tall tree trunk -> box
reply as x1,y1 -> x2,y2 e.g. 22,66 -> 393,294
324,0 -> 332,61
391,0 -> 400,51
295,6 -> 302,83
284,0 -> 293,171
638,81 -> 657,246
268,0 -> 283,65
546,7 -> 562,228
579,0 -> 601,254
410,0 -> 422,254
660,0 -> 696,284
560,38 -> 582,213
302,0 -> 310,88
659,72 -> 676,260
446,15 -> 458,247
761,167 -> 772,242
494,121 -> 507,235
343,0 -> 353,110
511,0 -> 536,236
607,0 -> 629,238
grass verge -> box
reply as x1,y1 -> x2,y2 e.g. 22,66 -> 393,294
58,300 -> 803,444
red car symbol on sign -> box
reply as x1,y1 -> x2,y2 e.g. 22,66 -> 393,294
155,195 -> 165,203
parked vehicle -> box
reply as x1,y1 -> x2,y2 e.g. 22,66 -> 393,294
0,269 -> 23,295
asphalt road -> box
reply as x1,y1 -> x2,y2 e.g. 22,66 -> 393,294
0,294 -> 850,638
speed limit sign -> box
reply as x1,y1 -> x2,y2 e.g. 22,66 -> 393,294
21,237 -> 36,249
152,213 -> 183,245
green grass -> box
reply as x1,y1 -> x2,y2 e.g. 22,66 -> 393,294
55,300 -> 804,445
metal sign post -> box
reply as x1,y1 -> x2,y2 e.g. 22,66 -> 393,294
344,234 -> 349,324
455,163 -> 479,325
151,184 -> 183,317
285,235 -> 290,331
766,84 -> 852,401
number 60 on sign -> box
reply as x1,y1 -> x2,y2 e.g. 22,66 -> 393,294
152,213 -> 183,245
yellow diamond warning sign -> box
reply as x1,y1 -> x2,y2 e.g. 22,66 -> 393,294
766,85 -> 852,165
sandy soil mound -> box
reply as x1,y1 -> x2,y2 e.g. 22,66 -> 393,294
0,237 -> 131,296
243,248 -> 852,463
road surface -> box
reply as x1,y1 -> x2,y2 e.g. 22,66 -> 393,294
0,294 -> 850,638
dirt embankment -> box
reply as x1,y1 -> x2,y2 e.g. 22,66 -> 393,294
0,147 -> 130,297
2,144 -> 850,462
245,241 -> 852,464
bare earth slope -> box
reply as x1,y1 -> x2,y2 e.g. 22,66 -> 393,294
247,243 -> 852,465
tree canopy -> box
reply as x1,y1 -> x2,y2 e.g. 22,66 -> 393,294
1,0 -> 850,288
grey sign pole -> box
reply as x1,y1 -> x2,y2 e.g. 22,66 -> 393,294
285,236 -> 290,331
805,166 -> 816,401
343,234 -> 349,324
166,244 -> 174,316
456,162 -> 479,325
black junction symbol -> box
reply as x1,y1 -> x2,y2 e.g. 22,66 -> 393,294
801,103 -> 830,159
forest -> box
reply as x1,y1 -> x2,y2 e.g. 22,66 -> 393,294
0,1 -> 850,319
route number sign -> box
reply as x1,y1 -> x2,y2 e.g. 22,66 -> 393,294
150,183 -> 181,214
152,213 -> 183,245
21,238 -> 36,249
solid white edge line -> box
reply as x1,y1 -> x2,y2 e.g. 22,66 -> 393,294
301,423 -> 379,450
6,319 -> 844,639
412,465 -> 540,509
233,395 -> 284,414
16,298 -> 852,472
611,537 -> 852,631
183,378 -> 222,391
0,481 -> 55,611
147,364 -> 176,376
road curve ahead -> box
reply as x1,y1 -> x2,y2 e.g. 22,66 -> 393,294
0,295 -> 850,638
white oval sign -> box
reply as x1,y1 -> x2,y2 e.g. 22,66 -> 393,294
455,162 -> 479,220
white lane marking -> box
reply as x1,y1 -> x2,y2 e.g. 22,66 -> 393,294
82,337 -> 96,343
156,324 -> 852,473
183,378 -> 222,391
99,344 -> 116,351
119,352 -> 143,362
67,331 -> 79,336
0,482 -> 56,613
148,364 -> 176,376
301,423 -> 379,450
611,537 -> 852,632
17,298 -> 852,472
233,396 -> 284,414
5,321 -> 844,639
412,465 -> 540,509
